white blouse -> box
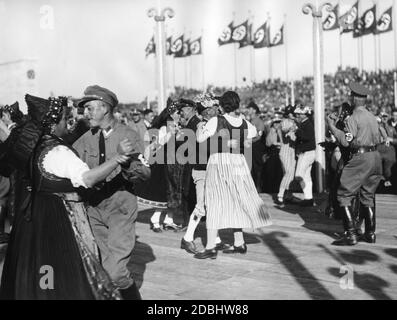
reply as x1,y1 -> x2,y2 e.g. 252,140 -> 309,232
42,145 -> 90,188
197,114 -> 257,143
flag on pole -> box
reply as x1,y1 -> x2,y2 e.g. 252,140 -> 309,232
189,37 -> 202,55
145,36 -> 155,58
182,38 -> 191,57
239,23 -> 253,48
340,1 -> 359,33
253,21 -> 271,48
172,35 -> 184,58
231,20 -> 249,43
218,22 -> 234,46
323,4 -> 339,31
376,7 -> 393,34
271,25 -> 284,47
166,36 -> 173,55
354,5 -> 377,37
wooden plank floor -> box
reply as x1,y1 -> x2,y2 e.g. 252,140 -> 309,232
1,193 -> 397,300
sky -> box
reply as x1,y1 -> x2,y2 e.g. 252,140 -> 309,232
0,0 -> 396,107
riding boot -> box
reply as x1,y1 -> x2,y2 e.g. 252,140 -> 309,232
353,200 -> 364,237
332,206 -> 358,246
0,206 -> 9,244
362,206 -> 376,243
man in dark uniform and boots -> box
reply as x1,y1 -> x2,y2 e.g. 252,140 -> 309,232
327,82 -> 382,246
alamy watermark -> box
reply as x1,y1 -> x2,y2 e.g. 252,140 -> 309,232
142,126 -> 254,171
39,265 -> 54,290
339,265 -> 354,290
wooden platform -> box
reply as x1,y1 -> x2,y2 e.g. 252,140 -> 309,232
1,193 -> 397,300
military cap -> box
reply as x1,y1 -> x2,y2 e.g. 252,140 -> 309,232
271,112 -> 283,124
349,82 -> 371,98
131,108 -> 141,115
176,98 -> 196,110
77,85 -> 119,109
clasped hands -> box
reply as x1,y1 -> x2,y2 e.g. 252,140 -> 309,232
115,139 -> 135,164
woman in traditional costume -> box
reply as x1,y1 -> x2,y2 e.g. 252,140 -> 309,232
194,91 -> 272,260
0,94 -> 133,300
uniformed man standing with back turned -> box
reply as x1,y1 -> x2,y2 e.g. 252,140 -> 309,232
327,82 -> 382,246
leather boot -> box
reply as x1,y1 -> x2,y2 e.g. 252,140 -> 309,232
362,206 -> 376,243
0,206 -> 9,245
353,201 -> 364,237
332,207 -> 358,246
119,282 -> 142,300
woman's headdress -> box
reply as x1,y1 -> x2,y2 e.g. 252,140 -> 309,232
0,95 -> 68,172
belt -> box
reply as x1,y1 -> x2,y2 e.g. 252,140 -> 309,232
351,146 -> 377,155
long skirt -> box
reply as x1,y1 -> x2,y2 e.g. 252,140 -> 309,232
164,164 -> 192,224
205,153 -> 272,230
0,193 -> 120,300
136,163 -> 167,210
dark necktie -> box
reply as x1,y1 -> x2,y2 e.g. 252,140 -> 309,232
99,130 -> 106,165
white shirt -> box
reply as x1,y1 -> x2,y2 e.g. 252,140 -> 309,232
42,145 -> 90,188
197,114 -> 257,143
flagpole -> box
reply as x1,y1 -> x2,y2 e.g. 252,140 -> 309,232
394,0 -> 397,71
338,1 -> 343,69
357,0 -> 362,73
284,14 -> 289,83
303,1 -> 332,194
233,11 -> 238,89
189,31 -> 193,89
165,25 -> 171,91
394,0 -> 397,108
171,28 -> 176,90
183,27 -> 188,88
147,3 -> 174,113
249,10 -> 255,84
373,1 -> 378,73
358,0 -> 364,72
378,28 -> 381,70
268,12 -> 273,81
201,29 -> 205,91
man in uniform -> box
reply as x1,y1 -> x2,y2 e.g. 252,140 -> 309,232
74,85 -> 150,299
327,82 -> 382,246
128,108 -> 147,144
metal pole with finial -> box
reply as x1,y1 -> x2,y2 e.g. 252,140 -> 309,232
147,1 -> 174,113
303,0 -> 332,194
267,12 -> 273,81
393,0 -> 397,109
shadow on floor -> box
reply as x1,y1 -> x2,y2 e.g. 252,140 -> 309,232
256,230 -> 336,300
128,237 -> 156,289
328,267 -> 391,300
336,250 -> 380,265
385,248 -> 397,259
318,244 -> 390,300
270,193 -> 343,239
390,265 -> 397,275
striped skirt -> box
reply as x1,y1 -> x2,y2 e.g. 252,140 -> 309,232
204,153 -> 272,230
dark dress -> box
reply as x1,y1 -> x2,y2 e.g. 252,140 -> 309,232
0,135 -> 120,300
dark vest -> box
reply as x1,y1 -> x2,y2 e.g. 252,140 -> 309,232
212,115 -> 248,155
